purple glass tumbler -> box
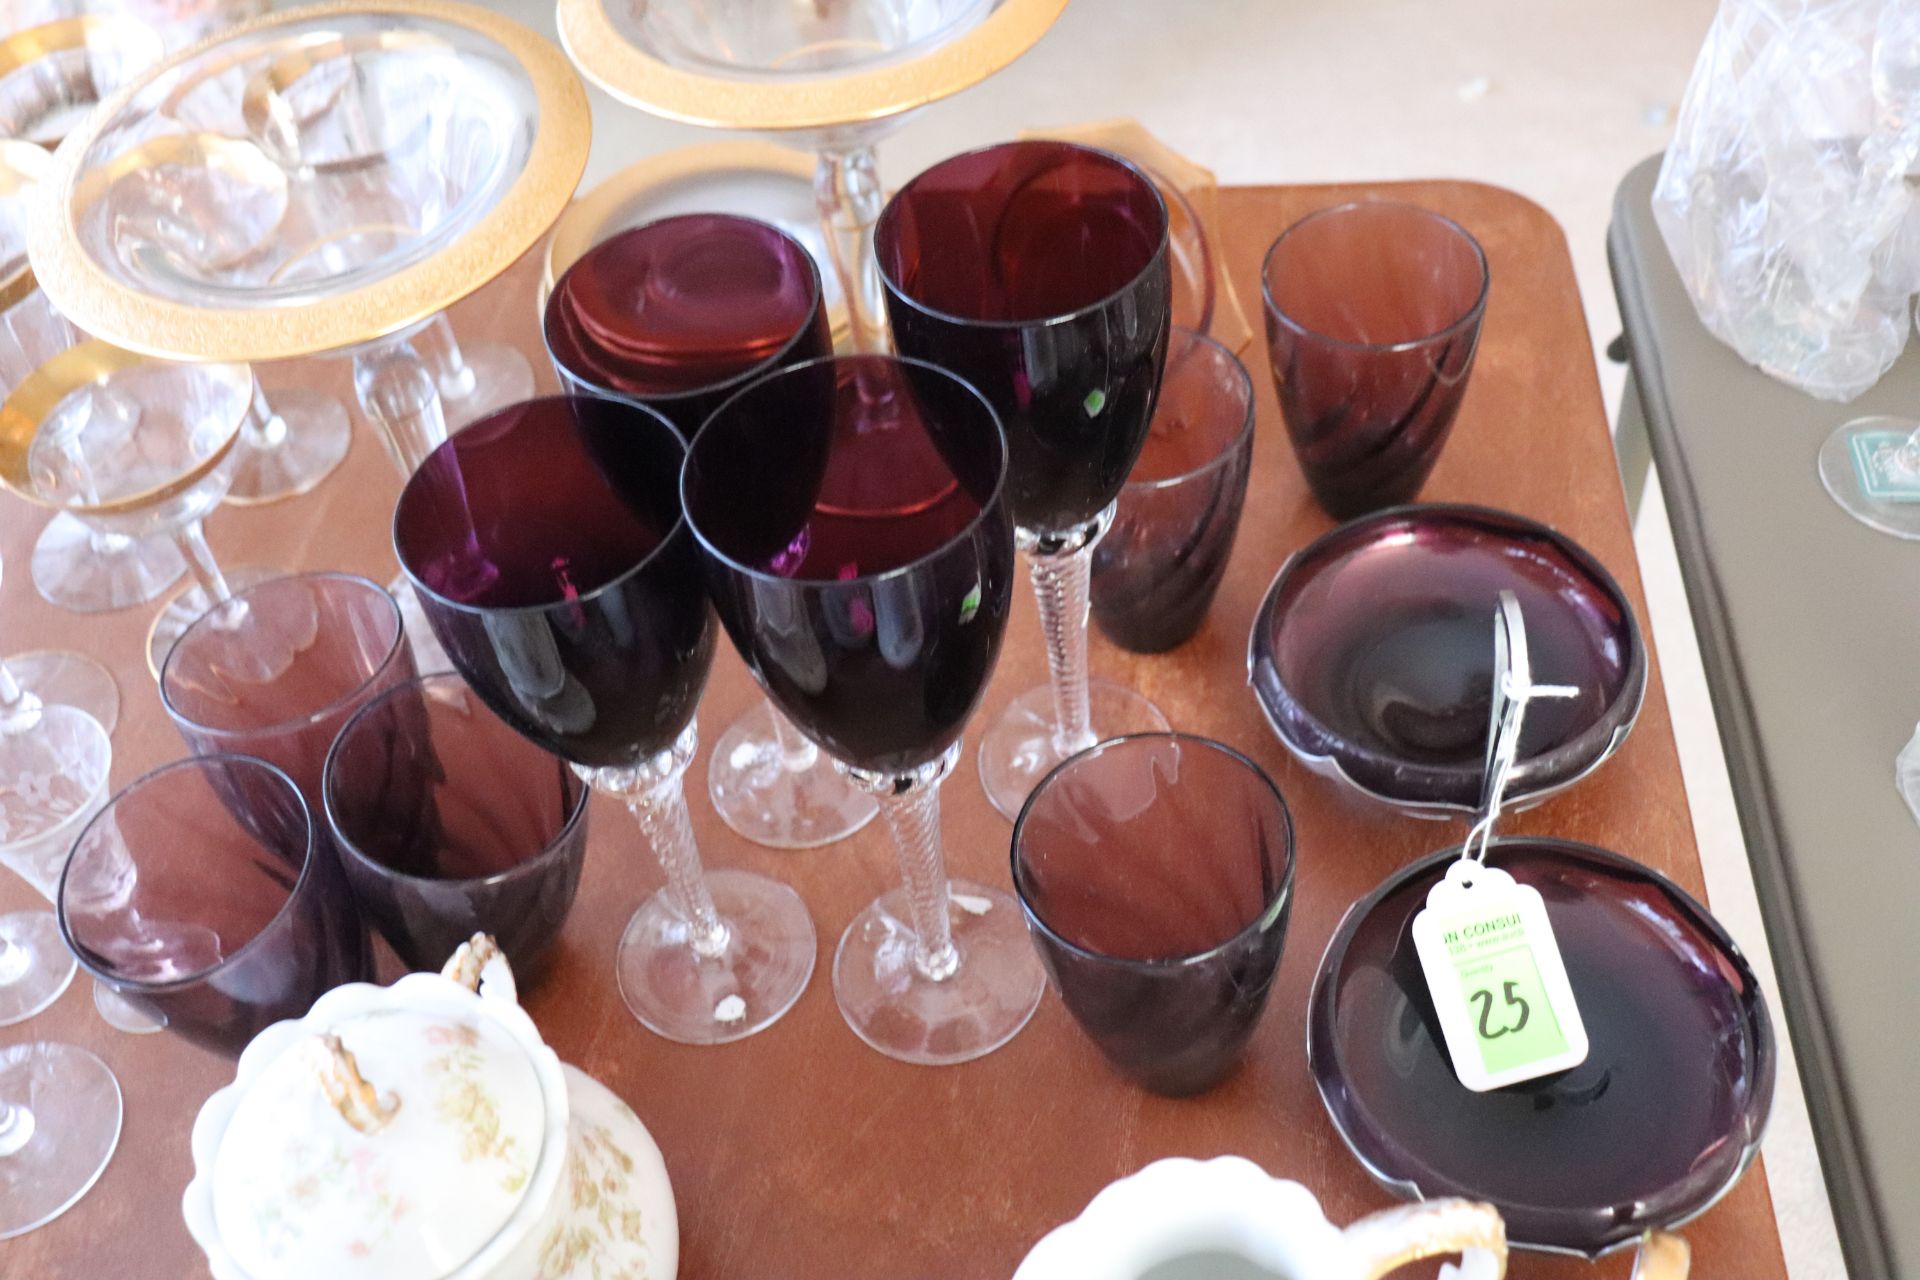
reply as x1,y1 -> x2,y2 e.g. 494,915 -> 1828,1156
324,672 -> 590,979
1261,202 -> 1489,518
1012,733 -> 1295,1095
160,571 -> 417,811
58,755 -> 371,1057
1090,327 -> 1255,653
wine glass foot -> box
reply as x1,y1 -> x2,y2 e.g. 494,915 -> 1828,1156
1,652 -> 119,734
223,389 -> 353,505
390,575 -> 453,674
30,515 -> 184,614
976,680 -> 1170,820
707,701 -> 877,849
439,341 -> 535,430
0,913 -> 76,1027
832,879 -> 1044,1066
0,1043 -> 122,1240
91,982 -> 163,1035
1818,416 -> 1920,539
144,565 -> 282,680
614,868 -> 815,1044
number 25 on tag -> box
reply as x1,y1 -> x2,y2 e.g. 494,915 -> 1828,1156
1411,861 -> 1588,1092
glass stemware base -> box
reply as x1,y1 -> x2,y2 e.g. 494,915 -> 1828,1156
707,699 -> 877,849
0,913 -> 76,1027
31,515 -> 185,614
0,653 -> 118,736
223,389 -> 353,506
615,866 -> 816,1045
1818,415 -> 1920,539
0,1042 -> 121,1240
438,341 -> 535,430
977,681 -> 1170,821
833,878 -> 1044,1066
143,565 -> 281,679
91,983 -> 163,1035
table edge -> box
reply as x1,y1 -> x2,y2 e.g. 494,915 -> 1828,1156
1607,151 -> 1896,1280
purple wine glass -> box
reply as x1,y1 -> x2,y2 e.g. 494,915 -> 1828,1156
877,140 -> 1175,820
1247,504 -> 1646,815
683,354 -> 1042,1065
1090,327 -> 1255,653
324,672 -> 590,980
58,755 -> 372,1057
1261,201 -> 1489,518
1012,734 -> 1294,1096
543,212 -> 871,853
394,395 -> 815,1045
1308,837 -> 1774,1257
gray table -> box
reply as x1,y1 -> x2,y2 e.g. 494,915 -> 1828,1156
1611,154 -> 1920,1280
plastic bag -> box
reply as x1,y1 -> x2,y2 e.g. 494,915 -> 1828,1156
1653,0 -> 1920,402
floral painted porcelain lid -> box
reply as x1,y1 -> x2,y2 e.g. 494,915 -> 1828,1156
209,1003 -> 552,1279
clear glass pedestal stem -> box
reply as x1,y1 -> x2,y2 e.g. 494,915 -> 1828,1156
815,144 -> 889,354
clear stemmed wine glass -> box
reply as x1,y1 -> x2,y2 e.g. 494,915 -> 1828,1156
0,337 -> 273,678
685,354 -> 1044,1064
0,685 -> 108,1027
396,395 -> 817,1044
877,140 -> 1175,820
544,212 -> 876,850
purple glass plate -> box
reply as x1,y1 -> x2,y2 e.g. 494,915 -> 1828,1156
1247,503 -> 1646,815
1307,836 -> 1774,1258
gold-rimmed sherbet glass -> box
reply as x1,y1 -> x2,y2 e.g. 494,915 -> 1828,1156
0,338 -> 271,677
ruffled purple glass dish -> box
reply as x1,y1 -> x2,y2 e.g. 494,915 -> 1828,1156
1306,836 -> 1775,1259
1247,503 -> 1645,816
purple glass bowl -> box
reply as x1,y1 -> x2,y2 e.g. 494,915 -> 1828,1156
1306,836 -> 1774,1258
1247,504 -> 1645,815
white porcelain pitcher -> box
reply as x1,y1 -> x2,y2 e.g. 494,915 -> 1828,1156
1015,1156 -> 1506,1280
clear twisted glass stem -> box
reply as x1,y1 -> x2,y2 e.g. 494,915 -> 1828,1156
1021,506 -> 1115,760
766,701 -> 820,773
354,339 -> 447,477
815,145 -> 888,354
849,746 -> 960,982
578,722 -> 730,959
171,522 -> 231,606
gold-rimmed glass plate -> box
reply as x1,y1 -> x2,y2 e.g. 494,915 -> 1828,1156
29,0 -> 590,363
557,0 -> 1068,131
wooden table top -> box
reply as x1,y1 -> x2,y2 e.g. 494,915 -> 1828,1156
0,181 -> 1788,1279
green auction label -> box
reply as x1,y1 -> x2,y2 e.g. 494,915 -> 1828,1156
1411,862 -> 1589,1092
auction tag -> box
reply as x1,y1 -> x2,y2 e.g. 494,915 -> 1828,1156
1411,860 -> 1588,1092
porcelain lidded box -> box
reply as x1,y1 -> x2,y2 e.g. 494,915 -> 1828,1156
183,936 -> 677,1280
